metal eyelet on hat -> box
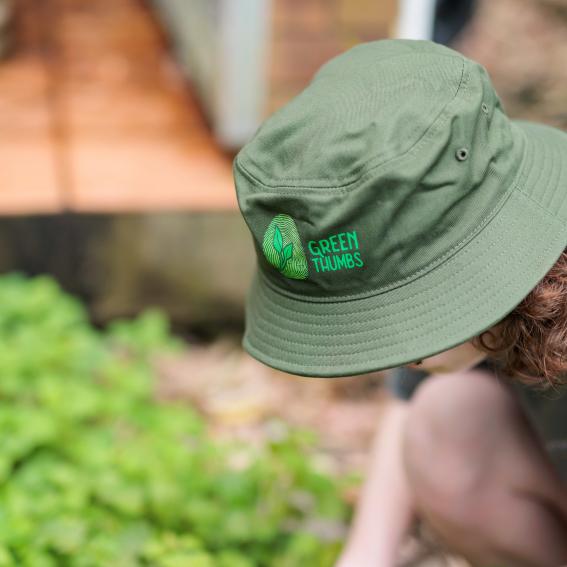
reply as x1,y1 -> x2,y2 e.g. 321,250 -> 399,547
481,102 -> 489,114
455,147 -> 469,161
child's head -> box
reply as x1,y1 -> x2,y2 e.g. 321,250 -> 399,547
471,247 -> 567,389
411,247 -> 567,389
233,39 -> 567,383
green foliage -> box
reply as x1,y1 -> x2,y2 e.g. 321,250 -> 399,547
0,274 -> 353,566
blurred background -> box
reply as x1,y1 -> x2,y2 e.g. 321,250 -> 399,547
0,0 -> 565,565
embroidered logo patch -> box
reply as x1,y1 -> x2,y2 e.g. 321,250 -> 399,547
262,214 -> 309,280
263,214 -> 365,279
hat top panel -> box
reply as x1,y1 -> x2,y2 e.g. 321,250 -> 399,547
239,41 -> 466,188
233,39 -> 523,301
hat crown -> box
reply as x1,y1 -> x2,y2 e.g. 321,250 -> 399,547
234,39 -> 523,300
240,40 -> 465,186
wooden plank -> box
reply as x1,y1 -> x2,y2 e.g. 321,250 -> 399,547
54,0 -> 237,212
0,49 -> 62,214
0,136 -> 61,214
68,135 -> 236,212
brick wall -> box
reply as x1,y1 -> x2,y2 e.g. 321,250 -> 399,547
266,0 -> 398,117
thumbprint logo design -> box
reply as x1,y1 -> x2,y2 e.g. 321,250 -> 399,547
262,214 -> 308,280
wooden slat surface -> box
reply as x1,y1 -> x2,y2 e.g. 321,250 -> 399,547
0,0 -> 237,214
0,21 -> 61,214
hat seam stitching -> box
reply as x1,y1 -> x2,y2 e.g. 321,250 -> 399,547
251,199 -> 524,331
260,181 -> 521,303
506,120 -> 565,223
313,49 -> 464,82
258,121 -> 529,302
244,215 -> 561,366
234,58 -> 468,190
515,187 -> 562,223
232,160 -> 260,257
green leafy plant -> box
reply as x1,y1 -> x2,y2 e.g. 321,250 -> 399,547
0,273 -> 354,566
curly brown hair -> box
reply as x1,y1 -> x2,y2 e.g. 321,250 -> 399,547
471,249 -> 567,391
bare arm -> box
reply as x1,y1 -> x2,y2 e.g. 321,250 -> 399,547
335,395 -> 416,567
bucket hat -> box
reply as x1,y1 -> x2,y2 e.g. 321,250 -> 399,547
232,38 -> 567,378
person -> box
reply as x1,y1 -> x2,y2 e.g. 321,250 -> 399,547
336,314 -> 567,566
232,38 -> 567,566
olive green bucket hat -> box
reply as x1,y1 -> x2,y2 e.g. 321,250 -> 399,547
232,38 -> 567,378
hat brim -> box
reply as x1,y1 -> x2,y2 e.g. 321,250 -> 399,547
243,120 -> 567,378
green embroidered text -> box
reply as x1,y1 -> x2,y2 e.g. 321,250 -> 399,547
308,231 -> 364,273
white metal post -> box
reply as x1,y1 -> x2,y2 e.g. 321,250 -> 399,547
394,0 -> 437,40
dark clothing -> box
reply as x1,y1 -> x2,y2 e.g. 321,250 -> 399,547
433,0 -> 478,45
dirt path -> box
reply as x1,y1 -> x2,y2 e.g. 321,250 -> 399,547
155,339 -> 471,566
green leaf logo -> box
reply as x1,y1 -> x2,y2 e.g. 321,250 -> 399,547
273,226 -> 283,253
262,214 -> 308,280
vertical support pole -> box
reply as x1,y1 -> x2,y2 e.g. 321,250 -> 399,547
394,0 -> 437,40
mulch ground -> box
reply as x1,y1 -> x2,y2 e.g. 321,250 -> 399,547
155,338 -> 469,567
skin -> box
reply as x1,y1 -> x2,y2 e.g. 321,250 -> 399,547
405,322 -> 504,373
404,368 -> 567,566
336,330 -> 495,567
335,323 -> 567,567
